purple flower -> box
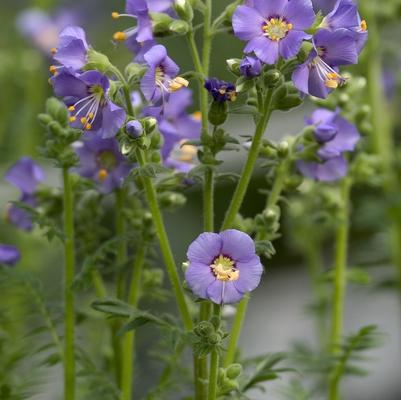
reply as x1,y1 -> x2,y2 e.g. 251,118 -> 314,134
297,108 -> 360,181
232,0 -> 315,64
0,244 -> 20,267
292,29 -> 358,98
5,157 -> 45,231
52,69 -> 126,138
126,34 -> 157,63
240,55 -> 263,78
73,136 -> 132,194
185,230 -> 263,304
205,78 -> 237,103
16,8 -> 79,55
143,88 -> 201,171
51,26 -> 89,72
140,45 -> 188,103
320,0 -> 368,53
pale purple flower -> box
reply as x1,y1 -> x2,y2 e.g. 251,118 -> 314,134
185,230 -> 263,304
52,69 -> 126,138
5,157 -> 45,231
297,108 -> 360,181
52,26 -> 89,71
292,29 -> 358,98
0,245 -> 20,267
240,55 -> 263,77
140,45 -> 185,103
73,136 -> 132,194
232,0 -> 315,64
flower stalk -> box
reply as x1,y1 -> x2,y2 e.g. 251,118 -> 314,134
62,167 -> 76,400
208,303 -> 221,400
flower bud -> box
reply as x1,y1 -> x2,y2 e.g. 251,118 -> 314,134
152,13 -> 175,36
125,63 -> 147,83
174,0 -> 194,21
226,363 -> 242,379
143,117 -> 158,134
46,97 -> 68,124
277,141 -> 289,158
226,58 -> 242,76
159,192 -> 186,208
126,120 -> 143,138
194,321 -> 215,337
264,69 -> 281,88
208,332 -> 221,345
169,19 -> 190,35
86,49 -> 112,73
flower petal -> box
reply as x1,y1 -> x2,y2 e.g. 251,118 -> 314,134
207,281 -> 244,305
234,255 -> 264,293
96,102 -> 126,139
232,6 -> 265,41
279,30 -> 310,59
187,232 -> 222,265
185,262 -> 216,299
253,0 -> 287,17
283,0 -> 315,29
219,229 -> 256,263
245,36 -> 279,64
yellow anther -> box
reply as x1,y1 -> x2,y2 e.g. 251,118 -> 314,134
85,123 -> 92,130
49,65 -> 57,75
228,91 -> 237,102
179,141 -> 197,162
111,12 -> 120,19
325,79 -> 339,89
50,47 -> 57,55
97,169 -> 108,182
360,19 -> 367,31
169,76 -> 189,92
192,111 -> 202,121
113,31 -> 127,41
80,117 -> 87,124
69,116 -> 77,122
88,112 -> 94,119
287,23 -> 293,30
68,106 -> 75,112
327,72 -> 338,79
211,255 -> 239,282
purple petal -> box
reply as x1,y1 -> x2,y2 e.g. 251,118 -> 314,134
54,38 -> 87,70
253,0 -> 287,17
245,36 -> 279,64
284,0 -> 315,29
185,262 -> 216,299
144,45 -> 167,68
308,66 -> 331,98
52,70 -> 88,99
0,244 -> 21,267
96,102 -> 126,139
126,0 -> 148,14
207,281 -> 244,304
234,255 -> 264,293
219,229 -> 256,263
315,156 -> 348,181
323,0 -> 360,30
187,232 -> 222,265
326,114 -> 360,152
232,6 -> 265,41
136,14 -> 153,42
279,30 -> 310,59
292,62 -> 311,94
140,67 -> 158,102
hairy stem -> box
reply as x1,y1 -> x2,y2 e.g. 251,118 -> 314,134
208,304 -> 221,400
121,244 -> 147,400
328,178 -> 351,400
62,168 -> 76,400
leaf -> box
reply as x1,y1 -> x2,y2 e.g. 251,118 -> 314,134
91,298 -> 136,318
118,311 -> 169,336
229,104 -> 258,116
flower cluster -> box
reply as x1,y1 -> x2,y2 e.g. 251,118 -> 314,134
233,0 -> 367,98
297,108 -> 360,181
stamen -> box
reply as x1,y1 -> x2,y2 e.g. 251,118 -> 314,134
80,117 -> 87,125
210,255 -> 239,282
85,123 -> 92,130
360,19 -> 367,31
68,106 -> 75,112
169,76 -> 189,92
97,169 -> 108,182
50,47 -> 57,55
49,65 -> 58,75
111,12 -> 120,19
192,111 -> 202,121
113,31 -> 127,41
69,116 -> 77,122
262,17 -> 293,41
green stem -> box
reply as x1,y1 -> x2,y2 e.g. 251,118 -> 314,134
208,304 -> 221,400
223,156 -> 289,367
221,89 -> 274,230
115,188 -> 127,299
135,149 -> 193,330
202,0 -> 212,76
62,168 -> 76,400
204,167 -> 215,232
328,178 -> 351,400
121,244 -> 147,400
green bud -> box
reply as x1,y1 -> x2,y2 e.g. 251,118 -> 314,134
218,367 -> 226,381
38,113 -> 53,126
150,130 -> 162,148
86,49 -> 112,73
151,12 -> 175,36
302,126 -> 316,141
46,97 -> 66,121
174,0 -> 194,21
143,117 -> 158,134
150,151 -> 161,164
47,121 -> 65,137
209,101 -> 228,126
338,93 -> 349,106
159,192 -> 187,208
277,141 -> 289,158
284,174 -> 303,190
226,58 -> 242,76
194,321 -> 215,337
264,69 -> 281,88
263,207 -> 279,224
169,19 -> 190,35
125,63 -> 147,83
298,41 -> 314,63
226,363 -> 243,379
221,379 -> 239,392
208,332 -> 221,345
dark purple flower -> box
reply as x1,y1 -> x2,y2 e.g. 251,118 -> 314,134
16,8 -> 79,55
205,78 -> 237,103
126,120 -> 143,138
297,108 -> 360,181
51,26 -> 89,72
0,244 -> 21,267
240,55 -> 263,77
320,0 -> 368,53
185,230 -> 263,304
73,136 -> 132,194
140,45 -> 187,103
233,0 -> 315,64
292,28 -> 358,98
52,69 -> 126,138
143,88 -> 201,171
5,157 -> 45,231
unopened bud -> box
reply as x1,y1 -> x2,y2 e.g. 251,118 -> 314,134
226,364 -> 242,379
126,120 -> 143,138
226,58 -> 241,76
169,19 -> 190,35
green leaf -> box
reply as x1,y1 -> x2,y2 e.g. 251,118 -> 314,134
91,298 -> 136,318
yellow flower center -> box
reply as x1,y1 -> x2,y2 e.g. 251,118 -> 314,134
210,255 -> 239,282
360,19 -> 367,32
262,18 -> 293,41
